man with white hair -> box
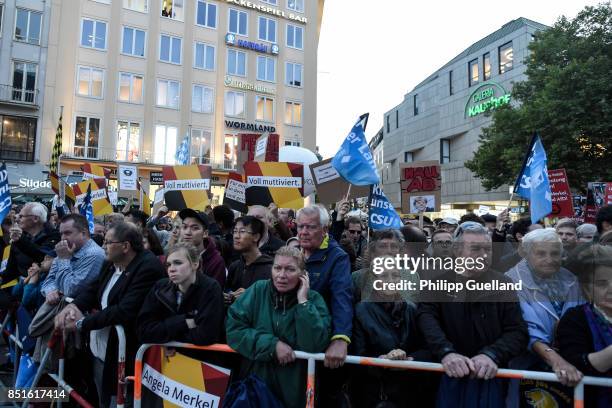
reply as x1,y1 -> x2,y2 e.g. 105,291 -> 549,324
297,204 -> 352,406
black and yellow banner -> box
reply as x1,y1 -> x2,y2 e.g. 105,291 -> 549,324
244,161 -> 304,209
162,165 -> 212,211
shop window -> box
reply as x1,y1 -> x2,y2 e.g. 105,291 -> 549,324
0,115 -> 36,161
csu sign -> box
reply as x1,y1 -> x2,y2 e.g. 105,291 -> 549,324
465,82 -> 511,118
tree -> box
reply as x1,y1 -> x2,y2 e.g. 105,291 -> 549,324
466,3 -> 612,192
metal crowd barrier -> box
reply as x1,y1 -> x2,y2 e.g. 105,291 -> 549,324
130,342 -> 612,408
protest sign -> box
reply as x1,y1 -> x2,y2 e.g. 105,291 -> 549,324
223,172 -> 247,213
369,184 -> 402,230
82,163 -> 110,180
254,133 -> 269,161
585,182 -> 612,223
237,134 -> 279,171
73,178 -> 113,216
547,169 -> 573,218
244,161 -> 304,209
400,161 -> 441,214
119,165 -> 138,192
152,188 -> 165,215
309,159 -> 370,205
163,165 -> 212,211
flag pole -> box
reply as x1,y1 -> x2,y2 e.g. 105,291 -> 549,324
58,105 -> 63,176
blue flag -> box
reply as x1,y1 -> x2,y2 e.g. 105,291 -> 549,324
175,135 -> 190,165
0,163 -> 11,226
331,115 -> 380,186
369,184 -> 402,230
79,184 -> 95,234
514,134 -> 552,223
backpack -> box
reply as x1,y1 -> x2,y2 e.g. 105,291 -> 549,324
222,374 -> 284,408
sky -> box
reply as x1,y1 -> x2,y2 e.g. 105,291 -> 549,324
315,0 -> 602,157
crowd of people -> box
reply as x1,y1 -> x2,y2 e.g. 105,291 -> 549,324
0,199 -> 611,407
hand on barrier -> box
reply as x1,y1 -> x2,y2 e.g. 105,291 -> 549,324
552,358 -> 583,386
9,226 -> 22,243
471,354 -> 498,380
164,347 -> 176,361
54,303 -> 83,331
276,341 -> 296,366
379,349 -> 412,361
441,353 -> 475,378
324,339 -> 348,369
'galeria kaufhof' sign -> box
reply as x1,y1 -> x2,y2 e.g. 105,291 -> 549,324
226,33 -> 279,55
225,75 -> 275,95
464,82 -> 511,118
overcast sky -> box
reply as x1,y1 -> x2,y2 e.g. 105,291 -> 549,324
315,0 -> 602,157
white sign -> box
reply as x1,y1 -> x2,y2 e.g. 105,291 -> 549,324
255,135 -> 268,159
247,176 -> 302,188
108,191 -> 118,206
225,179 -> 245,203
75,188 -> 107,206
154,188 -> 165,205
312,162 -> 340,184
478,205 -> 490,216
119,165 -> 138,191
164,179 -> 210,192
142,363 -> 220,408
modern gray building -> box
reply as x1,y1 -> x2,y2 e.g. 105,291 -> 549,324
381,17 -> 548,213
0,0 -> 54,199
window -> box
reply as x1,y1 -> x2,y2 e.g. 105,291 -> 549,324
224,134 -> 238,169
396,110 -> 399,129
449,70 -> 453,95
386,115 -> 390,133
77,66 -> 103,98
192,84 -> 213,113
285,101 -> 302,126
161,0 -> 183,20
74,116 -> 100,159
191,128 -> 212,164
483,52 -> 491,81
229,8 -> 247,36
499,42 -> 513,74
256,95 -> 274,122
287,0 -> 304,13
0,115 -> 36,161
160,34 -> 181,64
404,152 -> 413,163
440,139 -> 450,164
157,79 -> 180,109
116,121 -> 140,161
257,56 -> 275,82
225,91 -> 245,117
194,42 -> 215,70
0,5 -> 3,34
14,9 -> 42,45
413,94 -> 419,116
468,58 -> 479,86
154,124 -> 178,165
81,18 -> 107,50
12,62 -> 37,103
285,62 -> 302,87
123,0 -> 148,12
118,72 -> 143,104
261,0 -> 277,4
196,1 -> 216,28
227,49 -> 246,76
258,17 -> 276,43
286,24 -> 303,49
122,27 -> 146,57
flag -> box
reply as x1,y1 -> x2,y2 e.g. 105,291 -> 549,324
369,184 -> 402,230
49,171 -> 76,207
175,134 -> 190,165
79,184 -> 95,234
82,163 -> 111,180
0,163 -> 12,226
331,114 -> 380,186
49,114 -> 62,174
514,134 -> 553,223
138,181 -> 151,216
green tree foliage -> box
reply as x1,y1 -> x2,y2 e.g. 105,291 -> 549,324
466,3 -> 612,192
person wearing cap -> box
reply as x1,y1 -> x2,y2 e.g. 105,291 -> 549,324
438,217 -> 459,234
179,209 -> 226,288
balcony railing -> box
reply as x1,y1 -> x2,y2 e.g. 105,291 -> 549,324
0,84 -> 39,106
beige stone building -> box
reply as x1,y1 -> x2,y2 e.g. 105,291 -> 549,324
40,0 -> 324,202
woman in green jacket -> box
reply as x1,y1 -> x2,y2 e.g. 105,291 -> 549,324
226,246 -> 331,408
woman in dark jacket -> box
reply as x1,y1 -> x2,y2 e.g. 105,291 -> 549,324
557,244 -> 612,408
138,243 -> 225,346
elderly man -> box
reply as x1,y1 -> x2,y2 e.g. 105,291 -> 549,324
297,205 -> 352,405
438,217 -> 459,234
418,222 -> 528,407
40,214 -> 105,304
56,222 -> 165,407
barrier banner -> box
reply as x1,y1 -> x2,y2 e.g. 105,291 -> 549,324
547,169 -> 573,218
163,165 -> 212,211
244,161 -> 304,209
223,172 -> 247,213
142,346 -> 230,408
73,178 -> 113,216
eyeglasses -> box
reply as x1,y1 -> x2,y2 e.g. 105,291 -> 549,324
103,240 -> 126,246
433,240 -> 452,246
453,221 -> 488,239
19,214 -> 35,218
297,224 -> 320,231
233,229 -> 254,236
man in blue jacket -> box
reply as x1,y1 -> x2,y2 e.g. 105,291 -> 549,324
297,205 -> 352,406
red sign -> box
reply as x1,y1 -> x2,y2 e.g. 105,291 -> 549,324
585,182 -> 612,223
547,169 -> 573,218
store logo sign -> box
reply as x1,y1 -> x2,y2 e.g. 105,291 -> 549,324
226,34 -> 279,55
465,82 -> 511,118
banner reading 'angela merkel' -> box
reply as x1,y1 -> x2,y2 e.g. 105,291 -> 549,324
163,165 -> 212,211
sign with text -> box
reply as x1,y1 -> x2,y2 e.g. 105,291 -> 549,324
150,171 -> 164,185
585,182 -> 612,223
223,172 -> 247,213
237,133 -> 279,171
547,169 -> 573,218
400,161 -> 441,214
118,165 -> 138,191
163,165 -> 212,211
254,133 -> 269,161
73,178 -> 113,216
309,159 -> 370,205
152,188 -> 165,215
244,161 -> 304,209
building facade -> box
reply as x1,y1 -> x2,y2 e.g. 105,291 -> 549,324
40,0 -> 324,203
382,18 -> 548,213
0,0 -> 54,199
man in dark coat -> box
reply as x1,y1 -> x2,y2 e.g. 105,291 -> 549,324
418,221 -> 528,407
55,222 -> 165,407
